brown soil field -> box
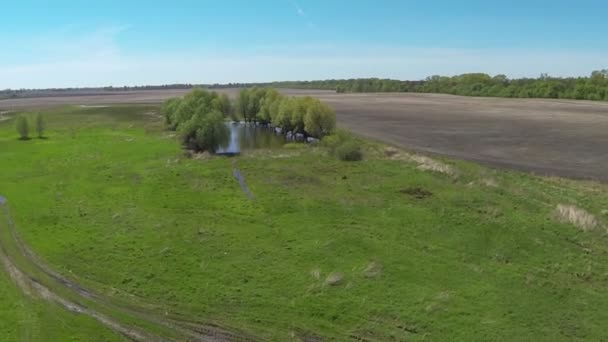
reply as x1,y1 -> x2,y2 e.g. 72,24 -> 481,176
2,89 -> 607,181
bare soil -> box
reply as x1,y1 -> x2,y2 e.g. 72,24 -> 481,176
2,89 -> 608,181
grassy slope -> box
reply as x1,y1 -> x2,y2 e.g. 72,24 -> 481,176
0,105 -> 607,341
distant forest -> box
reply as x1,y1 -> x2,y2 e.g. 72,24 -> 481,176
2,70 -> 608,102
256,70 -> 608,101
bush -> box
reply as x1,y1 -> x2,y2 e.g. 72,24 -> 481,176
335,140 -> 363,161
323,129 -> 364,161
15,115 -> 29,140
323,129 -> 353,150
35,113 -> 45,138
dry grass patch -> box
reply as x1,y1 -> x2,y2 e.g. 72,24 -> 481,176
325,272 -> 344,286
554,204 -> 599,232
385,147 -> 457,176
362,261 -> 382,278
480,178 -> 499,187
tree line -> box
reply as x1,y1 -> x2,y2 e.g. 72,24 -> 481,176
258,70 -> 608,101
162,88 -> 336,153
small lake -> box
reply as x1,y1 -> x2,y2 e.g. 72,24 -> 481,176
216,122 -> 285,155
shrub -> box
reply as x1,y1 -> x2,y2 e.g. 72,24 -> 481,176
35,113 -> 45,138
323,129 -> 363,161
161,98 -> 182,129
335,140 -> 363,161
323,129 -> 353,151
15,115 -> 29,140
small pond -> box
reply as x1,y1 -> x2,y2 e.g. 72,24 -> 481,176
216,122 -> 286,155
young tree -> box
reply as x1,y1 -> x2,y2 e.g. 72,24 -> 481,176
35,113 -> 45,138
304,99 -> 336,138
15,115 -> 29,140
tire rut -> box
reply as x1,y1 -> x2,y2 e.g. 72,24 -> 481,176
0,198 -> 258,342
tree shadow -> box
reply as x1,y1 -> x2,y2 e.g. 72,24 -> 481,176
17,137 -> 32,141
38,136 -> 49,140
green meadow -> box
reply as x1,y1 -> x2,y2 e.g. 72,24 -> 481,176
1,105 -> 607,341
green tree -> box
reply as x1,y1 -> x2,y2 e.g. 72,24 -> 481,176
304,99 -> 336,138
35,113 -> 45,138
216,93 -> 233,119
289,97 -> 309,133
193,111 -> 230,153
236,88 -> 250,122
274,98 -> 295,131
161,97 -> 182,128
15,115 -> 29,140
258,89 -> 282,124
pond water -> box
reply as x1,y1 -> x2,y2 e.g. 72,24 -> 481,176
216,122 -> 285,155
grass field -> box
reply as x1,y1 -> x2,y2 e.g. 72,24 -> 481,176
1,105 -> 608,341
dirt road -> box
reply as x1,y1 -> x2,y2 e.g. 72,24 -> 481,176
0,196 -> 256,342
2,89 -> 607,181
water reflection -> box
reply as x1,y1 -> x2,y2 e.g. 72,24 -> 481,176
216,122 -> 285,155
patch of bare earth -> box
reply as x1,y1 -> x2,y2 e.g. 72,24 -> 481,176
554,204 -> 600,231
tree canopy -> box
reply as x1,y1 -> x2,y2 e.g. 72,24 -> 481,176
234,88 -> 335,138
162,87 -> 336,152
162,88 -> 230,153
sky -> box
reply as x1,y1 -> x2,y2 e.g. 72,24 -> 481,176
0,0 -> 607,89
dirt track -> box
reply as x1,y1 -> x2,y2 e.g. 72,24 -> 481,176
2,89 -> 607,181
0,197 -> 256,342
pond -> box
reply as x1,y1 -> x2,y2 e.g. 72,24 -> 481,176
216,122 -> 286,155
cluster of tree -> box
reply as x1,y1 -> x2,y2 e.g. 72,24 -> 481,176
235,88 -> 336,138
15,113 -> 45,140
162,89 -> 232,153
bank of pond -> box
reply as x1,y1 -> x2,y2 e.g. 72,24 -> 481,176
215,121 -> 319,155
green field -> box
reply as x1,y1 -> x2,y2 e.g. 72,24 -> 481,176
1,105 -> 607,341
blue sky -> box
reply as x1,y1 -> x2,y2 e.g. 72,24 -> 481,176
1,0 -> 606,88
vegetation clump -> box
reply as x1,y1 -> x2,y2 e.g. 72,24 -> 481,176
163,87 -> 337,152
235,87 -> 336,138
35,113 -> 45,138
323,129 -> 363,161
15,115 -> 30,140
162,89 -> 231,153
335,140 -> 363,161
